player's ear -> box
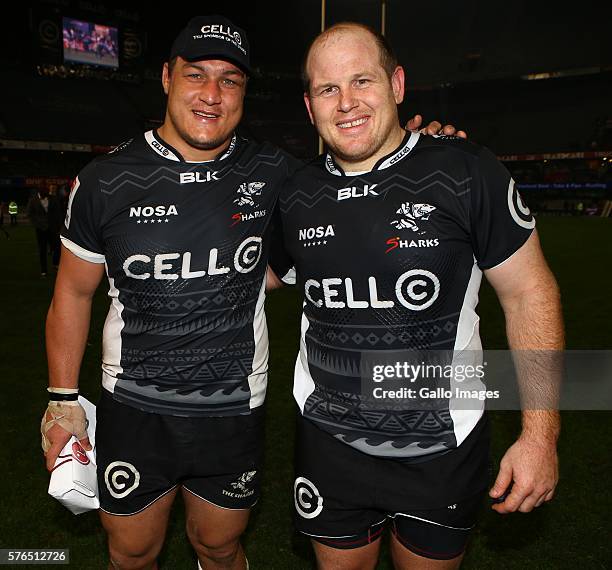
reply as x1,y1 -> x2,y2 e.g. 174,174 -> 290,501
391,65 -> 405,105
162,62 -> 170,95
303,93 -> 315,125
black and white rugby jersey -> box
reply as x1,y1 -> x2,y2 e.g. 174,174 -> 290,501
272,131 -> 535,459
62,130 -> 300,417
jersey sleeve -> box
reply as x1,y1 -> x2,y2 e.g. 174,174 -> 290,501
61,161 -> 106,264
469,147 -> 535,269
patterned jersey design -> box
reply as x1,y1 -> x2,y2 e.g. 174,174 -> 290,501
273,131 -> 534,458
63,130 -> 300,416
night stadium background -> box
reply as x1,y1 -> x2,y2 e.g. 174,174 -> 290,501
0,1 -> 610,568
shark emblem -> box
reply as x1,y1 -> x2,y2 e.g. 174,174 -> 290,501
230,470 -> 257,493
234,182 -> 266,207
390,202 -> 436,233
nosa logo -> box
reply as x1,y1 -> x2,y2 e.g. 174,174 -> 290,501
298,225 -> 335,240
129,205 -> 178,218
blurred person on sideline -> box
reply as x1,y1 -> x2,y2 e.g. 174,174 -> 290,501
27,188 -> 62,276
8,199 -> 18,226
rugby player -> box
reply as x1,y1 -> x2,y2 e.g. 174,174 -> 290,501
40,15 -> 457,570
269,23 -> 563,569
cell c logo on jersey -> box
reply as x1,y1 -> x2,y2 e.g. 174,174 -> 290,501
294,477 -> 323,519
304,270 -> 440,311
104,461 -> 141,499
395,270 -> 440,311
234,236 -> 262,273
507,179 -> 535,229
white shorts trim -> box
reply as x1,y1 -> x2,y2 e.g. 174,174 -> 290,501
390,512 -> 473,531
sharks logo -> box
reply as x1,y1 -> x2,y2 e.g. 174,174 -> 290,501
390,202 -> 436,233
234,182 -> 266,207
230,470 -> 257,493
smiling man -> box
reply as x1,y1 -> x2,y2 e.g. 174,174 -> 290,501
269,23 -> 563,570
41,16 -> 301,570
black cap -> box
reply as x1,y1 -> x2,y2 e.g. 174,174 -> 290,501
169,16 -> 251,74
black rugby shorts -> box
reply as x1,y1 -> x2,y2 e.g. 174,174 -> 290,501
293,414 -> 489,558
96,390 -> 264,515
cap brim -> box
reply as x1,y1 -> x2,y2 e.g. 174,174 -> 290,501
178,52 -> 251,75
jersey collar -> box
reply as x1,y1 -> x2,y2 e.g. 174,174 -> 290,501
323,130 -> 420,176
144,130 -> 239,163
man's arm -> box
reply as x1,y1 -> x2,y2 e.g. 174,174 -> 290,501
484,230 -> 563,513
43,245 -> 104,470
406,114 -> 467,139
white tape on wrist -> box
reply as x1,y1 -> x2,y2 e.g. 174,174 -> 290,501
47,387 -> 79,394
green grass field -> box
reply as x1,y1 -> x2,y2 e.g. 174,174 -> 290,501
0,217 -> 610,569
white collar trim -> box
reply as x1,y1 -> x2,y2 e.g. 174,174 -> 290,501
324,131 -> 420,176
144,131 -> 237,163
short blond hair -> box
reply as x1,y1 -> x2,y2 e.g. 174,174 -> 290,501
302,22 -> 398,92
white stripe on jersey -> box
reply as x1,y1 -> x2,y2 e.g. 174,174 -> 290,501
61,236 -> 106,264
294,305 -> 316,413
144,131 -> 238,164
248,275 -> 269,409
64,176 -> 79,229
101,271 -> 125,393
144,130 -> 181,162
281,267 -> 296,286
378,131 -> 420,170
449,259 -> 485,447
324,131 -> 420,176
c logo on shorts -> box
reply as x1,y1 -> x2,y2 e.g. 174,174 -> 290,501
104,461 -> 141,499
294,476 -> 323,519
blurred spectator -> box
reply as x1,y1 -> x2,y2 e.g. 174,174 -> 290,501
26,189 -> 62,276
8,200 -> 18,225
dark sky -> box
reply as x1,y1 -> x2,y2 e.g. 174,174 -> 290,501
137,0 -> 606,84
13,0 -> 603,84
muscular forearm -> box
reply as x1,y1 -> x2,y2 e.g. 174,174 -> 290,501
503,274 -> 563,443
46,293 -> 94,389
503,271 -> 563,350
